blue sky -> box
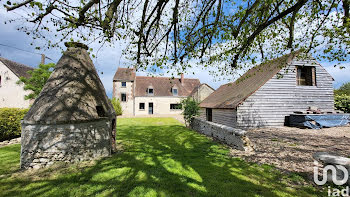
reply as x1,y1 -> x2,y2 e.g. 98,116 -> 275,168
0,8 -> 349,98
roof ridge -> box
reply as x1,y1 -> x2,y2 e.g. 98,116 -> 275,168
200,50 -> 301,108
0,57 -> 34,70
0,57 -> 34,78
136,75 -> 199,80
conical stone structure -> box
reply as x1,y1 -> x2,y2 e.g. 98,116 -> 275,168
20,42 -> 116,169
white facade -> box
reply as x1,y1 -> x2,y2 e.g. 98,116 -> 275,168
114,80 -> 185,116
0,61 -> 31,108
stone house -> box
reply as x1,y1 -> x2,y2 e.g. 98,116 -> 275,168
113,68 -> 214,116
199,51 -> 334,128
0,57 -> 34,108
189,83 -> 215,102
20,43 -> 116,169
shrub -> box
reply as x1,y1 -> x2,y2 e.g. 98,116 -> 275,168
110,98 -> 123,116
334,82 -> 350,96
0,108 -> 28,141
181,97 -> 200,126
334,94 -> 350,113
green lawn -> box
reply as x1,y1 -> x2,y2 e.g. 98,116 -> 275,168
0,118 -> 322,196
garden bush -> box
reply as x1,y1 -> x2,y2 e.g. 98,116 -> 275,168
110,98 -> 123,116
181,97 -> 200,126
334,94 -> 350,113
0,108 -> 28,141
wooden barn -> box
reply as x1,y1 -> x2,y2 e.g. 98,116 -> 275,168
199,51 -> 335,128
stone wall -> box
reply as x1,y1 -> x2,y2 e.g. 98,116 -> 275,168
190,117 -> 251,151
20,118 -> 113,169
114,80 -> 134,115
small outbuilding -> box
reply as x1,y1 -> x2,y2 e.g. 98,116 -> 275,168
20,42 -> 116,169
199,51 -> 335,128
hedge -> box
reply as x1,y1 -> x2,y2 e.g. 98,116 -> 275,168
0,108 -> 28,141
334,94 -> 350,113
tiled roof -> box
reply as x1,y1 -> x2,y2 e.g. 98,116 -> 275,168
135,76 -> 200,97
200,51 -> 301,109
113,68 -> 136,81
0,57 -> 34,78
189,83 -> 215,97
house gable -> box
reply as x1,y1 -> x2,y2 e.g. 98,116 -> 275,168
236,59 -> 334,127
200,51 -> 300,109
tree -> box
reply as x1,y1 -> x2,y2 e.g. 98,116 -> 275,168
3,1 -> 350,76
181,97 -> 200,126
334,94 -> 350,113
334,82 -> 350,96
17,63 -> 55,100
110,97 -> 123,116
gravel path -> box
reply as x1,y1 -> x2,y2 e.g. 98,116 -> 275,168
231,125 -> 350,175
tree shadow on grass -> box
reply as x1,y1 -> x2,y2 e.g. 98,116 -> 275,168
0,118 -> 321,196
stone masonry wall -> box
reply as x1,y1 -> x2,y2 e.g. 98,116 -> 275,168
190,117 -> 251,151
21,118 -> 113,169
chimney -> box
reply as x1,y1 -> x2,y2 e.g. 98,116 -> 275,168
41,54 -> 45,65
180,73 -> 184,85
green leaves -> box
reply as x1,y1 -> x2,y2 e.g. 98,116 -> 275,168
334,94 -> 350,113
110,97 -> 123,116
0,108 -> 28,141
17,63 -> 55,100
181,97 -> 200,126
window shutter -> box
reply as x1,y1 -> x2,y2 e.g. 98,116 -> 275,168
312,67 -> 316,86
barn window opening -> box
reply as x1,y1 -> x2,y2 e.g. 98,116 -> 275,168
121,93 -> 126,102
170,103 -> 182,110
139,103 -> 145,110
206,108 -> 212,122
96,106 -> 106,117
296,66 -> 316,86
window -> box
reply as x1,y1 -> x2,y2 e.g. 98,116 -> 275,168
121,82 -> 126,87
296,66 -> 316,86
121,93 -> 126,102
170,103 -> 182,110
148,88 -> 154,95
206,108 -> 212,121
96,106 -> 106,117
172,88 -> 178,96
139,103 -> 145,110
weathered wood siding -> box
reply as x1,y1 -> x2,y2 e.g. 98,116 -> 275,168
199,108 -> 237,127
237,60 -> 334,128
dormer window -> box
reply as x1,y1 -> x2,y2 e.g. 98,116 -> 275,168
147,86 -> 154,95
172,88 -> 178,96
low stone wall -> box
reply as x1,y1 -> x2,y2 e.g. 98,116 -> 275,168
190,117 -> 251,151
20,118 -> 113,169
0,137 -> 21,148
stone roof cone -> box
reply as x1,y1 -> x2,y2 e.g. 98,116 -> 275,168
24,42 -> 116,124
